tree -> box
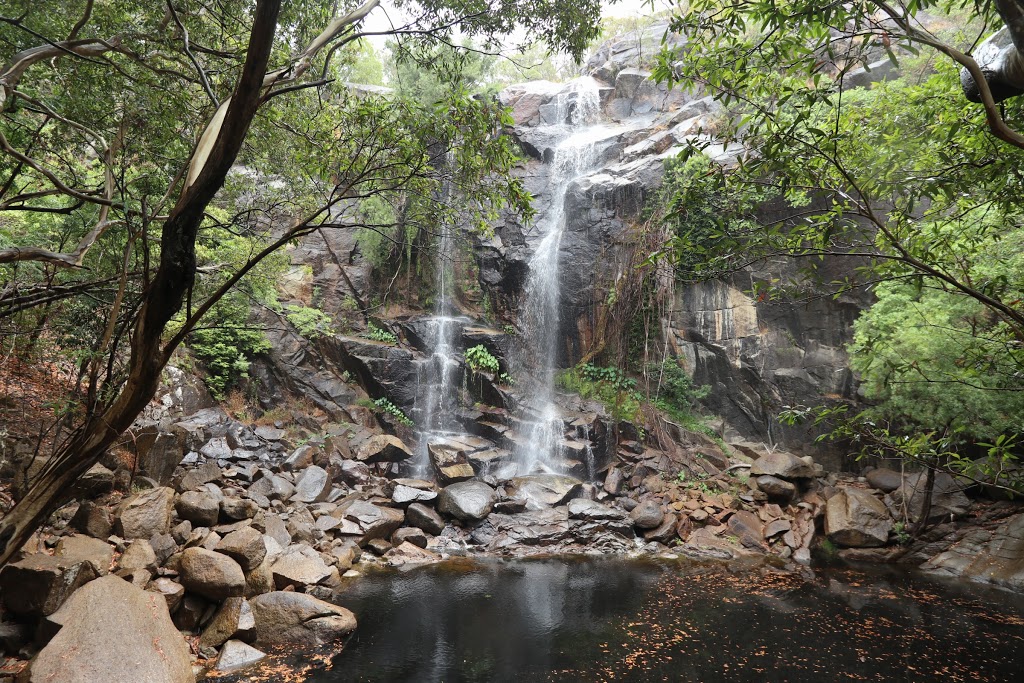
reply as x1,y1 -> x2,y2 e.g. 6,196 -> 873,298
0,0 -> 602,566
651,1 -> 1024,497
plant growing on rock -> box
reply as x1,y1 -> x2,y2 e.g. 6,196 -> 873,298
366,323 -> 398,345
465,344 -> 500,376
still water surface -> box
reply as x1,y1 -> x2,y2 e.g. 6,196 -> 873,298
308,557 -> 1024,683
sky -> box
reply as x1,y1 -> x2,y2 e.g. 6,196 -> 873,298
359,0 -> 676,53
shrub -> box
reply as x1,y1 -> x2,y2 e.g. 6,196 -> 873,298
285,304 -> 335,339
365,322 -> 398,344
465,344 -> 500,375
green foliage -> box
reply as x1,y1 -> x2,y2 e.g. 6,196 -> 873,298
362,396 -> 414,426
285,304 -> 335,340
465,344 -> 500,375
185,297 -> 271,399
892,521 -> 911,546
647,360 -> 711,422
365,323 -> 398,345
558,363 -> 643,423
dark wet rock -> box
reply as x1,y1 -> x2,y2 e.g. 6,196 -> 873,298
629,499 -> 664,530
406,502 -> 446,535
865,467 -> 903,493
923,512 -> 1024,591
270,544 -> 332,589
750,452 -> 814,480
116,486 -> 175,539
756,475 -> 797,502
890,471 -> 971,523
199,597 -> 256,648
215,639 -> 266,674
25,575 -> 194,683
135,431 -> 184,486
173,595 -> 209,632
505,474 -> 582,509
216,527 -> 267,572
472,508 -> 571,549
179,547 -> 246,601
54,535 -> 114,576
825,487 -> 892,548
0,553 -> 98,617
292,465 -> 332,503
438,481 -> 497,522
249,591 -> 357,647
176,490 -> 220,527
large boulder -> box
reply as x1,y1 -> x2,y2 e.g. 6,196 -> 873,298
216,527 -> 267,572
923,512 -> 1024,591
344,500 -> 405,543
270,544 -> 333,589
0,554 -> 98,617
356,434 -> 413,463
54,535 -> 115,576
291,465 -> 331,503
116,487 -> 175,539
629,499 -> 664,530
26,575 -> 194,683
890,471 -> 971,523
825,488 -> 893,548
505,474 -> 582,509
750,452 -> 814,480
249,591 -> 356,647
406,502 -> 446,535
176,490 -> 220,527
178,547 -> 246,601
437,481 -> 497,522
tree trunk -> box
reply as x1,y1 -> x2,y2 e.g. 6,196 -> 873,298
0,0 -> 282,568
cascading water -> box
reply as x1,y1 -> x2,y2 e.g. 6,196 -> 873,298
412,155 -> 464,478
517,78 -> 603,474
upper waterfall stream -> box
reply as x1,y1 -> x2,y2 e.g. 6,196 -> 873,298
517,77 -> 604,475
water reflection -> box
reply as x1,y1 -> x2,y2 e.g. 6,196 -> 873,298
309,558 -> 1024,683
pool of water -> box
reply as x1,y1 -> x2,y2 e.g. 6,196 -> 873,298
309,557 -> 1024,683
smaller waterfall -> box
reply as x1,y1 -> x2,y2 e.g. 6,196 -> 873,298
412,155 -> 463,478
518,78 -> 604,474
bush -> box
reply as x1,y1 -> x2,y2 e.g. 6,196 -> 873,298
285,304 -> 335,339
365,322 -> 398,344
187,298 -> 270,399
465,344 -> 500,375
558,363 -> 643,423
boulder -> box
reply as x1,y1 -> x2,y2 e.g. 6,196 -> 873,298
0,554 -> 98,617
603,467 -> 625,495
756,475 -> 797,502
116,486 -> 175,539
356,434 -> 413,463
137,431 -> 184,485
215,640 -> 266,674
437,481 -> 497,522
69,501 -> 114,539
176,490 -> 220,527
392,527 -> 429,549
216,527 -> 267,572
54,535 -> 115,576
891,471 -> 971,523
26,575 -> 194,683
384,541 -> 441,568
199,597 -> 256,648
865,467 -> 903,493
506,474 -> 583,509
727,510 -> 766,550
117,540 -> 158,574
282,444 -> 315,471
750,452 -> 814,480
406,502 -> 446,535
344,500 -> 405,543
392,484 -> 438,505
629,499 -> 664,530
825,488 -> 892,548
147,577 -> 185,613
249,591 -> 357,647
220,496 -> 259,521
270,544 -> 332,589
178,547 -> 246,600
292,465 -> 331,503
429,443 -> 475,484
567,498 -> 628,523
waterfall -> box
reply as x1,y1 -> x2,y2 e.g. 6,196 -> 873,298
412,154 -> 462,478
517,78 -> 603,474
